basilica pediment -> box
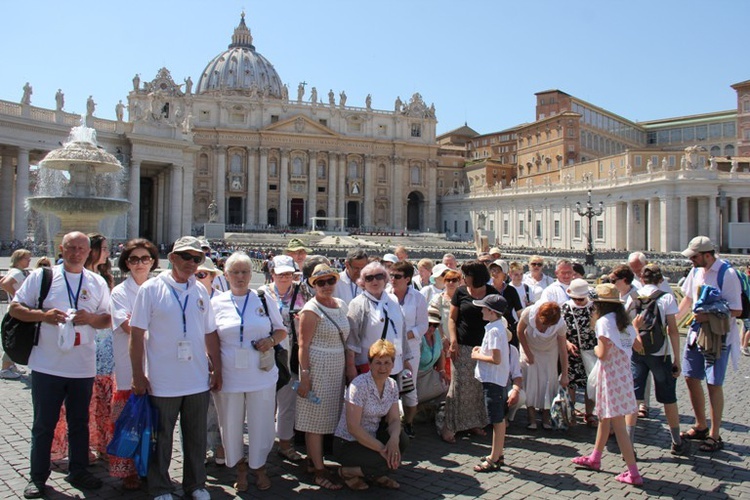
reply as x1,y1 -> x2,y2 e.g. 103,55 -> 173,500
263,114 -> 339,137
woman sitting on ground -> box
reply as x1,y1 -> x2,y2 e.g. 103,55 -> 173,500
334,340 -> 407,490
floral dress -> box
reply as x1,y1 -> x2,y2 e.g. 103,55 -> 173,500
562,301 -> 596,388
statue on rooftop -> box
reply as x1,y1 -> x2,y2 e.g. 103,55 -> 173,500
21,82 -> 32,105
55,89 -> 64,111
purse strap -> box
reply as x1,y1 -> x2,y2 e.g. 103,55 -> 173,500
315,300 -> 347,349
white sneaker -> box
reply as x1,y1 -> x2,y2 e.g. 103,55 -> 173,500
0,369 -> 21,380
191,488 -> 211,500
742,346 -> 750,357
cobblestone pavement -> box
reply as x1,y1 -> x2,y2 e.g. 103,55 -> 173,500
2,340 -> 749,500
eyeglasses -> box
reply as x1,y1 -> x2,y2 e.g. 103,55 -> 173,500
364,273 -> 386,282
276,272 -> 294,278
610,277 -> 622,283
444,278 -> 460,284
127,255 -> 153,265
175,252 -> 203,264
195,271 -> 209,279
314,277 -> 337,287
390,274 -> 405,280
530,262 -> 543,267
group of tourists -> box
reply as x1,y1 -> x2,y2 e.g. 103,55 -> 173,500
4,232 -> 749,498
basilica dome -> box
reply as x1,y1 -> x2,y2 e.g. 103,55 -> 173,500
196,13 -> 285,97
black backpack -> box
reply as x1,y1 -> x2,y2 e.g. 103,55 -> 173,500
1,267 -> 53,365
635,290 -> 667,355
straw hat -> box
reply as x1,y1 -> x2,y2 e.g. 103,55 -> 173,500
197,258 -> 221,275
592,283 -> 622,303
308,264 -> 339,286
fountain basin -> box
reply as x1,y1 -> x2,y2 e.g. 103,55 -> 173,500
39,141 -> 122,173
27,197 -> 131,217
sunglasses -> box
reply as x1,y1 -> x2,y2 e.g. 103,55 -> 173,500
364,273 -> 386,282
127,255 -> 153,265
572,297 -> 587,303
390,274 -> 405,280
530,262 -> 543,267
314,277 -> 337,287
610,277 -> 622,283
275,272 -> 294,278
444,277 -> 460,284
175,252 -> 203,264
195,271 -> 209,279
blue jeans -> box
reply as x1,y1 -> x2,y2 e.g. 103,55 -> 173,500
30,371 -> 94,483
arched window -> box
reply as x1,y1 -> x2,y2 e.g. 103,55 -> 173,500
199,154 -> 209,175
269,160 -> 278,178
348,160 -> 360,178
317,160 -> 326,179
724,144 -> 735,157
710,145 -> 721,156
230,154 -> 242,173
292,157 -> 303,176
410,165 -> 422,185
377,163 -> 386,183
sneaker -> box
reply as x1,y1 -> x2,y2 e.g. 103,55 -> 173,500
0,368 -> 22,380
65,471 -> 103,490
23,480 -> 45,499
403,423 -> 416,439
741,346 -> 750,357
671,439 -> 692,456
191,488 -> 211,500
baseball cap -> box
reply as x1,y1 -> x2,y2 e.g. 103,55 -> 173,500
272,255 -> 295,274
172,236 -> 204,258
489,259 -> 509,274
682,236 -> 715,258
431,263 -> 449,279
382,253 -> 399,264
472,294 -> 508,315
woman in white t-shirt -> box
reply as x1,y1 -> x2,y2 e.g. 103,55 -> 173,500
0,249 -> 31,379
211,252 -> 286,493
109,238 -> 159,490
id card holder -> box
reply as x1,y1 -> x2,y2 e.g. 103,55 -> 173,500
177,340 -> 193,361
235,348 -> 251,369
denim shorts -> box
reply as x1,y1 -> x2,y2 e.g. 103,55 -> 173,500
683,344 -> 731,386
482,382 -> 507,424
631,352 -> 677,404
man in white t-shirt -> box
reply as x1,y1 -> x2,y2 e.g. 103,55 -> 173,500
677,236 -> 743,453
523,255 -> 554,303
538,259 -> 573,306
11,232 -> 111,498
130,236 -> 222,500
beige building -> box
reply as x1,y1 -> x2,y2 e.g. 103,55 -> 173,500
0,14 -> 439,245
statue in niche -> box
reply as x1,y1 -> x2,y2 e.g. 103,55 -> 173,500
395,96 -> 402,112
328,89 -> 335,107
132,74 -> 140,91
731,158 -> 738,173
365,94 -> 372,111
646,159 -> 653,173
709,157 -> 717,171
21,82 -> 32,105
182,113 -> 193,133
184,76 -> 193,95
661,157 -> 668,170
339,90 -> 347,107
55,89 -> 64,110
86,96 -> 96,117
231,176 -> 243,191
208,200 -> 218,222
351,181 -> 360,195
282,84 -> 289,102
310,86 -> 318,103
680,156 -> 687,170
115,100 -> 125,122
297,82 -> 305,102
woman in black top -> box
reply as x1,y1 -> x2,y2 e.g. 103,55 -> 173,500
488,260 -> 523,347
442,261 -> 499,443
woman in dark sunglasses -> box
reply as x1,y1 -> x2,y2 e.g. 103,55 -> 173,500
195,258 -> 222,300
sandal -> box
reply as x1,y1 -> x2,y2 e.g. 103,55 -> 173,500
571,455 -> 601,471
313,468 -> 343,490
277,445 -> 304,462
680,426 -> 709,441
473,455 -> 504,472
373,475 -> 400,489
637,405 -> 649,419
615,470 -> 643,486
338,468 -> 369,490
585,413 -> 598,428
440,431 -> 456,443
253,466 -> 271,491
234,461 -> 249,492
699,436 -> 724,452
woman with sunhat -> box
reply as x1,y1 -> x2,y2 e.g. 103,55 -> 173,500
296,264 -> 350,490
571,283 -> 641,486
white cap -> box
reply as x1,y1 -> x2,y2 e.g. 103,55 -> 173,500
382,253 -> 399,264
431,263 -> 449,278
272,255 -> 296,274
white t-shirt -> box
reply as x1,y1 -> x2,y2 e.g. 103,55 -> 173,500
4,267 -> 28,294
595,312 -> 636,357
211,290 -> 286,393
474,318 -> 510,386
130,271 -> 217,397
634,284 -> 678,357
539,280 -> 569,306
110,275 -> 142,390
333,270 -> 362,305
523,272 -> 554,303
14,265 -> 110,378
420,284 -> 443,306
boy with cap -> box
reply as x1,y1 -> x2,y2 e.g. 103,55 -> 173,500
470,295 -> 510,472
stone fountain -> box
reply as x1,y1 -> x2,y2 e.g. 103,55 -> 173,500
27,123 -> 130,248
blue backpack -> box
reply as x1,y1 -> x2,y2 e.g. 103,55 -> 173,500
716,261 -> 750,320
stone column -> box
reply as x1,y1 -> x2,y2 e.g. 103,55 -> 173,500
0,153 -> 14,241
127,158 -> 141,239
392,157 -> 403,230
307,151 -> 317,228
625,200 -> 635,251
181,158 -> 195,236
363,155 -> 374,228
660,196 -> 677,252
707,194 -> 718,244
279,149 -> 289,227
14,148 -> 29,240
169,164 -> 183,242
679,196 -> 688,250
258,148 -> 268,226
215,147 -> 226,223
327,152 -> 337,225
245,148 -> 256,228
155,172 -> 165,245
427,160 -> 437,232
730,196 -> 739,223
338,155 -> 346,227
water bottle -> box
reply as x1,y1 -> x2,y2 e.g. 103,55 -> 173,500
291,380 -> 321,404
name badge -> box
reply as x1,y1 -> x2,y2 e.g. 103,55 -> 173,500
235,348 -> 251,369
177,341 -> 193,362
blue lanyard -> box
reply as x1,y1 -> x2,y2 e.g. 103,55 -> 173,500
350,279 -> 360,299
169,285 -> 189,336
231,293 -> 250,345
63,271 -> 83,310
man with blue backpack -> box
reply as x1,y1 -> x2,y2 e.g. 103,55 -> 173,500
677,236 -> 744,453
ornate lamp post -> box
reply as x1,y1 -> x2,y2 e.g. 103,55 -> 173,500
576,190 -> 604,266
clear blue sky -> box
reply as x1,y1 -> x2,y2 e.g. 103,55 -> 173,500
2,0 -> 747,135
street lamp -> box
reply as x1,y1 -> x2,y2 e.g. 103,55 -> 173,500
576,189 -> 604,266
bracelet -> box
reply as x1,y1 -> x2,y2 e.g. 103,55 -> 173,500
269,335 -> 276,346
300,369 -> 311,374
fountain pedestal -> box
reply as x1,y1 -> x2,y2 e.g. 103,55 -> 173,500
204,223 -> 226,239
